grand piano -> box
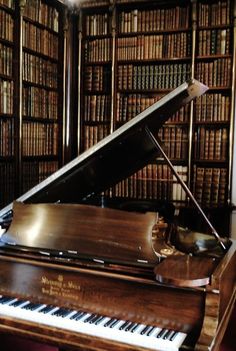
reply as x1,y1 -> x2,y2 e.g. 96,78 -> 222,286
0,79 -> 235,351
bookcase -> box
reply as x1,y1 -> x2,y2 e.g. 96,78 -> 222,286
21,0 -> 64,194
113,2 -> 192,201
0,0 -> 16,207
80,5 -> 112,153
0,0 -> 65,208
193,0 -> 233,208
76,0 -> 236,234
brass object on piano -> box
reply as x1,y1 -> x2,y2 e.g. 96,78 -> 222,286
0,80 -> 235,351
152,218 -> 184,257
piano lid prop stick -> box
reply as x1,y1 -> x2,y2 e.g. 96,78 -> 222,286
144,126 -> 227,252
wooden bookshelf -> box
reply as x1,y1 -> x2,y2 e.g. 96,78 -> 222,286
80,6 -> 112,152
192,0 -> 233,208
74,0 -> 236,234
0,0 -> 65,208
0,0 -> 16,208
112,1 -> 192,202
21,0 -> 64,194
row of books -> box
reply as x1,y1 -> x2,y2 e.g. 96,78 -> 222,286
193,126 -> 228,161
0,9 -> 13,42
118,6 -> 190,33
111,158 -> 228,205
0,79 -> 13,115
117,33 -> 191,61
23,52 -> 58,89
194,93 -> 230,122
116,93 -> 191,123
168,104 -> 190,123
198,0 -> 231,27
23,21 -> 59,60
83,125 -> 110,150
22,122 -> 58,156
23,87 -> 58,120
24,0 -> 59,33
192,166 -> 227,206
117,63 -> 191,91
84,65 -> 111,92
111,164 -> 187,201
0,162 -> 14,207
196,58 -> 231,87
115,167 -> 227,207
83,95 -> 111,122
85,13 -> 109,36
0,0 -> 14,9
0,43 -> 12,77
84,38 -> 111,63
0,118 -> 14,156
22,160 -> 58,193
116,93 -> 161,122
158,126 -> 189,160
197,29 -> 230,56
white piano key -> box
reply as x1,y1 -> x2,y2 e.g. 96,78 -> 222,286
0,296 -> 187,351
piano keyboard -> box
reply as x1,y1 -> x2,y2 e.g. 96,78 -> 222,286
0,295 -> 187,351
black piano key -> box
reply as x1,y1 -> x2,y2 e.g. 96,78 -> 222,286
119,321 -> 130,330
10,299 -> 27,307
89,315 -> 101,324
94,316 -> 106,325
130,323 -> 140,333
140,325 -> 152,335
23,303 -> 44,311
39,305 -> 56,314
69,311 -> 83,320
146,326 -> 156,336
52,308 -> 73,318
75,311 -> 87,321
125,322 -> 135,331
0,296 -> 15,304
170,331 -> 178,341
104,318 -> 116,327
109,319 -> 119,328
62,310 -> 74,318
157,328 -> 167,338
84,314 -> 96,323
163,329 -> 173,339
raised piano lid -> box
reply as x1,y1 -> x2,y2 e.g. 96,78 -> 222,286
0,79 -> 209,269
0,79 -> 208,220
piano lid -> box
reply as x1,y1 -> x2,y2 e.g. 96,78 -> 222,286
0,79 -> 208,219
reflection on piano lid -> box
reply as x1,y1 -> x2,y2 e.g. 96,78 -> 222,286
0,79 -> 208,219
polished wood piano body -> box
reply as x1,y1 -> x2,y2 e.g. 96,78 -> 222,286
0,80 -> 235,351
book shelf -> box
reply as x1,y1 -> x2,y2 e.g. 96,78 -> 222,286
0,0 -> 65,208
76,0 -> 236,234
80,6 -> 112,153
0,0 -> 15,208
113,2 -> 192,201
21,0 -> 63,194
192,0 -> 233,208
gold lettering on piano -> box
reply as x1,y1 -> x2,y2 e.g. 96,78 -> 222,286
41,275 -> 81,301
